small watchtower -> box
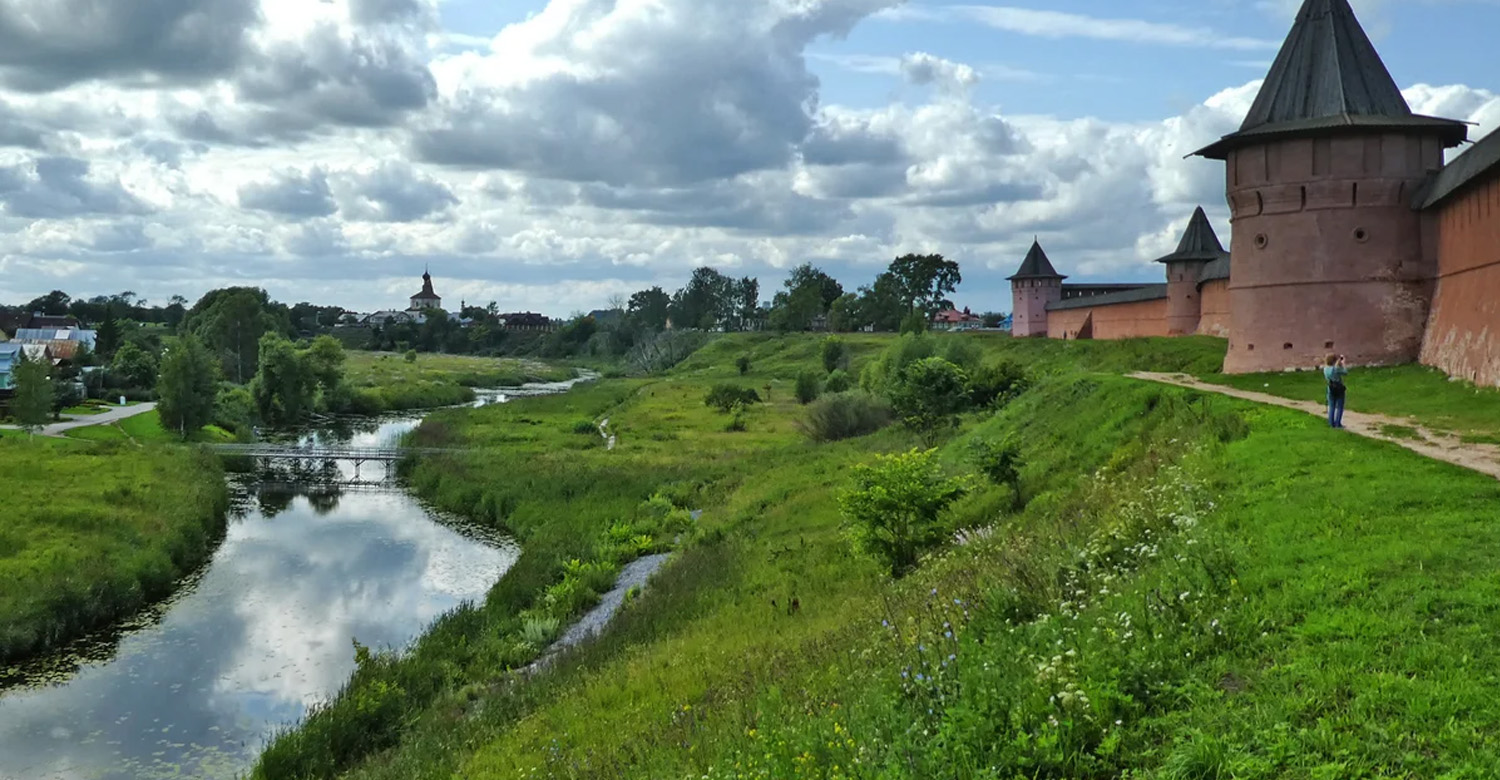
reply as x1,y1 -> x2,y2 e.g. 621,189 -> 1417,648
1008,240 -> 1066,338
1155,207 -> 1230,336
1193,0 -> 1468,372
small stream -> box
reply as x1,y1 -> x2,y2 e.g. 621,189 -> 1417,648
0,377 -> 590,780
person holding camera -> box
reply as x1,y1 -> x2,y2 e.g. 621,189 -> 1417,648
1324,354 -> 1349,429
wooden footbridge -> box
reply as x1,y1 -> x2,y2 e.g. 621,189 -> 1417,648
207,443 -> 459,468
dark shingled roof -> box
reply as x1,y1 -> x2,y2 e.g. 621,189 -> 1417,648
1007,240 -> 1067,280
1193,0 -> 1467,160
1417,126 -> 1500,210
1154,207 -> 1230,264
1047,284 -> 1168,312
1199,256 -> 1232,286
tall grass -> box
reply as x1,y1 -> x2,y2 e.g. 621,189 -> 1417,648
0,439 -> 229,665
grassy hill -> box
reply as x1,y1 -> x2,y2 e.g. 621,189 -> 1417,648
254,333 -> 1500,779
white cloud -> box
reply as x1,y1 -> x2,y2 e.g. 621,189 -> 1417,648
950,6 -> 1280,51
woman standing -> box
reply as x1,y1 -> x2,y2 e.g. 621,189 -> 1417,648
1324,354 -> 1348,429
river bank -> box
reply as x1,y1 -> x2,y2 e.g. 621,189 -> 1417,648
0,438 -> 229,667
245,332 -> 1500,779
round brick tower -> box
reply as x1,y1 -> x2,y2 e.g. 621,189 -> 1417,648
1193,0 -> 1468,373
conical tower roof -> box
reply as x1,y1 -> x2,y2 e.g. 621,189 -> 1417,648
1007,240 -> 1067,281
1154,207 -> 1230,264
1194,0 -> 1466,159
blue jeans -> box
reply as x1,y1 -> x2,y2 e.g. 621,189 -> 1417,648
1327,391 -> 1345,428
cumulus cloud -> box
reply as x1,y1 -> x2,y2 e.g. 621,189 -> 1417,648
333,162 -> 457,222
0,156 -> 151,218
899,53 -> 981,93
412,0 -> 901,186
238,167 -> 338,218
0,0 -> 260,92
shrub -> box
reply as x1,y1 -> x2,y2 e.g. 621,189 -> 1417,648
971,436 -> 1025,508
794,369 -> 822,405
823,369 -> 852,394
725,402 -> 748,432
839,448 -> 967,577
859,333 -> 934,395
572,419 -> 599,435
403,349 -> 417,363
704,384 -> 762,413
899,310 -> 928,335
520,614 -> 560,647
888,357 -> 970,444
821,336 -> 847,373
736,355 -> 751,375
968,359 -> 1030,408
939,336 -> 983,372
797,392 -> 892,442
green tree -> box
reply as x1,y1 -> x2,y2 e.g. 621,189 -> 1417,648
972,437 -> 1025,508
840,448 -> 967,577
95,313 -> 122,358
795,369 -> 822,405
769,263 -> 843,332
250,334 -> 316,426
303,335 -> 350,411
889,357 -> 969,444
899,310 -> 928,335
10,356 -> 53,437
184,287 -> 292,383
821,336 -> 847,373
627,286 -> 672,330
24,290 -> 71,316
670,267 -> 733,331
111,341 -> 159,389
888,253 -> 962,317
827,293 -> 859,332
156,336 -> 219,440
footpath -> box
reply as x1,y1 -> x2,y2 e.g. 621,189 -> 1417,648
1130,372 -> 1500,481
0,402 -> 158,438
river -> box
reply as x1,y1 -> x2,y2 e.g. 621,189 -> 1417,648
0,380 -> 582,780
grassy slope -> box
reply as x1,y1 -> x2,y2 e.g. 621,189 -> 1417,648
257,332 -> 1500,779
0,438 -> 230,665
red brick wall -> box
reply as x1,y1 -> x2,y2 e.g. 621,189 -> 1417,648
1420,173 -> 1500,385
1197,279 -> 1231,337
1047,299 -> 1169,340
1047,308 -> 1092,340
1012,279 -> 1061,337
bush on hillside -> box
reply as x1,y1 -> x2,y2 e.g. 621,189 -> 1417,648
797,392 -> 892,443
404,349 -> 417,363
840,448 -> 967,577
899,310 -> 928,335
725,402 -> 749,432
968,359 -> 1030,408
971,436 -> 1025,508
889,357 -> 970,444
572,419 -> 599,435
859,332 -> 935,395
704,384 -> 762,413
823,369 -> 852,394
939,336 -> 983,372
795,369 -> 822,405
736,355 -> 752,375
821,336 -> 847,373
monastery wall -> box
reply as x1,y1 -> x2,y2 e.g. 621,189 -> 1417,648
1196,279 -> 1231,338
1420,174 -> 1500,385
1046,299 -> 1170,341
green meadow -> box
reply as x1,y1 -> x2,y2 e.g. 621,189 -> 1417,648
237,332 -> 1500,778
341,351 -> 579,413
0,437 -> 229,666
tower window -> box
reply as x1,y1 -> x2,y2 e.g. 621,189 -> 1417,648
1254,233 -> 1269,250
1283,343 -> 1294,350
1247,344 -> 1255,351
1325,341 -> 1335,349
1353,228 -> 1369,243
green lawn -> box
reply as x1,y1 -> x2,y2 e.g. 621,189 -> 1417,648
345,351 -> 575,388
62,410 -> 234,444
253,333 -> 1500,779
0,437 -> 229,666
1200,363 -> 1500,439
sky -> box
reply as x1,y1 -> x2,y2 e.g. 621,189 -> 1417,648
0,0 -> 1497,317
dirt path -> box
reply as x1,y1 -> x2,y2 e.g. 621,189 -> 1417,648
1129,372 -> 1500,480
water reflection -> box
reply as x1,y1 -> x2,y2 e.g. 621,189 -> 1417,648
0,488 -> 516,780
